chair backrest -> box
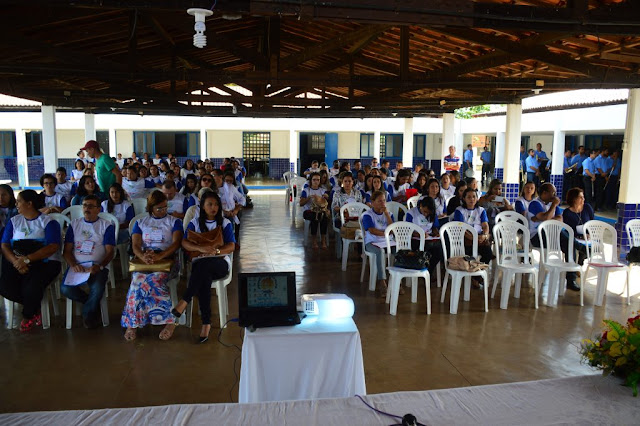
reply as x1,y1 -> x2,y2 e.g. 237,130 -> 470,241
292,177 -> 308,200
61,205 -> 83,221
626,219 -> 640,248
385,221 -> 424,252
493,221 -> 530,266
339,202 -> 369,226
98,212 -> 120,239
183,205 -> 198,230
129,213 -> 148,235
48,213 -> 71,254
407,195 -> 420,210
440,221 -> 478,264
538,220 -> 575,263
495,210 -> 527,226
386,201 -> 408,221
584,220 -> 617,262
283,171 -> 293,184
131,198 -> 147,216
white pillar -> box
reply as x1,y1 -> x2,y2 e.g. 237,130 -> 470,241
41,105 -> 58,174
495,132 -> 505,169
108,128 -> 117,158
503,104 -> 523,202
289,130 -> 298,173
84,113 -> 96,142
373,129 -> 381,162
442,113 -> 455,172
402,117 -> 414,168
200,129 -> 207,161
15,128 -> 28,187
551,128 -> 565,176
620,88 -> 640,204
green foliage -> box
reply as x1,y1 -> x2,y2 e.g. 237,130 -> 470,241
454,105 -> 491,119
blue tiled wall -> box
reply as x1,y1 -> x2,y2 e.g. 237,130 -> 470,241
0,158 -> 17,180
616,202 -> 640,261
269,158 -> 290,179
550,174 -> 563,197
494,168 -> 504,181
503,182 -> 520,203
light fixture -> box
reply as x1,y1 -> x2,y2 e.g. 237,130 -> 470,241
187,8 -> 213,48
439,99 -> 447,106
232,104 -> 237,115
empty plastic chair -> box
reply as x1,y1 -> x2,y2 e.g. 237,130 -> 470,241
131,198 -> 148,216
339,202 -> 369,271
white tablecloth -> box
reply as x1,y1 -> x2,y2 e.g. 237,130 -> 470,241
238,317 -> 366,403
1,375 -> 637,425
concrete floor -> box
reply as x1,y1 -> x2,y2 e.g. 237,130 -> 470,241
1,191 -> 638,413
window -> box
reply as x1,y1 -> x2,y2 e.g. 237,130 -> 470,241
380,134 -> 403,159
243,132 -> 270,161
360,133 -> 375,158
0,131 -> 16,158
133,131 -> 155,154
96,131 -> 109,154
413,134 -> 426,158
310,134 -> 325,150
174,132 -> 200,157
26,131 -> 42,157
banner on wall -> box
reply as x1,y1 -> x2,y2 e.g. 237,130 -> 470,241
471,135 -> 488,148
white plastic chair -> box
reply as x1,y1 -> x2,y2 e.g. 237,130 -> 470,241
49,212 -> 72,303
283,171 -> 293,206
537,221 -> 582,307
386,201 -> 408,222
65,287 -> 110,329
185,253 -> 234,329
495,210 -> 527,225
131,198 -> 148,216
332,208 -> 343,259
339,202 -> 369,271
290,176 -> 308,219
61,205 -> 83,221
626,219 -> 640,301
439,222 -> 489,314
491,221 -> 539,309
582,220 -> 629,306
384,222 -> 431,315
407,195 -> 420,210
7,290 -> 55,330
359,214 -> 379,292
98,212 -> 120,290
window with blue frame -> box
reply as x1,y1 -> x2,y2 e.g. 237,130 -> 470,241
26,131 -> 42,157
380,134 -> 403,159
133,131 -> 155,154
0,131 -> 16,158
413,134 -> 426,159
96,130 -> 109,154
360,133 -> 374,158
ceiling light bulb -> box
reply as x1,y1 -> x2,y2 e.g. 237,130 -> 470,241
187,8 -> 213,48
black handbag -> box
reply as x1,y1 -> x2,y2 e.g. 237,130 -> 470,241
627,246 -> 640,264
12,239 -> 45,257
394,249 -> 431,270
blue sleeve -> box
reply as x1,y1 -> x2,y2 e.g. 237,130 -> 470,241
1,220 -> 13,244
44,220 -> 61,245
125,205 -> 135,222
433,216 -> 440,228
70,182 -> 77,196
554,206 -> 562,217
365,193 -> 371,203
301,190 -> 308,198
100,204 -> 104,213
223,222 -> 236,244
480,209 -> 488,224
144,180 -> 156,188
406,213 -> 413,223
65,225 -> 74,244
60,197 -> 68,209
176,181 -> 183,191
172,219 -> 183,233
186,222 -> 195,235
361,215 -> 374,232
103,225 -> 116,246
528,201 -> 544,217
187,195 -> 196,208
387,186 -> 394,197
132,221 -> 142,235
71,195 -> 81,206
386,192 -> 391,202
453,210 -> 464,222
182,198 -> 189,213
515,200 -> 525,214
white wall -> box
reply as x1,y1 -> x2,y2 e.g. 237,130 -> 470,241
209,130 -> 243,157
338,132 -> 360,158
55,129 -> 85,157
528,134 -> 553,153
270,131 -> 290,157
116,130 -> 133,156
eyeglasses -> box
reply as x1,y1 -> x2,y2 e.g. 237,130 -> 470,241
43,181 -> 56,186
154,205 -> 168,212
201,178 -> 212,183
82,204 -> 98,209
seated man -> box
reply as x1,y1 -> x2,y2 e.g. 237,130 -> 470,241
162,180 -> 188,220
527,183 -> 579,291
61,195 -> 115,329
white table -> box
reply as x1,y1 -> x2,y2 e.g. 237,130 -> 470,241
238,316 -> 366,403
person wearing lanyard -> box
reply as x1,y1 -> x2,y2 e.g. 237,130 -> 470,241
61,195 -> 115,329
405,196 -> 443,276
331,173 -> 363,228
582,150 -> 598,209
362,190 -> 395,298
606,150 -> 622,210
300,172 -> 330,249
593,148 -> 612,211
525,149 -> 540,186
480,146 -> 492,185
562,188 -> 593,268
452,188 -> 492,264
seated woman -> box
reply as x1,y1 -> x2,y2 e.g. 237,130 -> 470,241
71,159 -> 85,181
0,184 -> 18,235
219,170 -> 246,244
122,167 -> 156,200
0,190 -> 61,332
365,175 -> 391,207
71,175 -> 104,206
121,191 -> 183,341
412,172 -> 428,195
363,190 -> 395,298
360,174 -> 373,199
562,187 -> 593,265
405,196 -> 444,275
300,172 -> 330,249
452,188 -> 493,267
319,170 -> 332,193
466,177 -> 481,200
514,181 -> 537,217
39,173 -> 68,214
391,169 -> 414,204
187,173 -> 215,208
171,191 -> 236,343
180,173 -> 198,198
181,159 -> 197,181
424,178 -> 448,224
101,183 -> 135,245
446,181 -> 467,216
478,179 -> 514,228
330,172 -> 363,228
439,173 -> 455,199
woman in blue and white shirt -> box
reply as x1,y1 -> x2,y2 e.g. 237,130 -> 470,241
0,190 -> 61,332
122,167 -> 156,200
362,190 -> 394,298
300,172 -> 329,249
0,184 -> 18,234
71,159 -> 85,181
101,183 -> 135,244
365,175 -> 391,207
405,196 -> 443,275
452,188 -> 492,264
39,173 -> 68,215
331,173 -> 363,228
423,178 -> 448,223
171,191 -> 236,343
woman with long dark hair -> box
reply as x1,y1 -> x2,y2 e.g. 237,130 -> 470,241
101,183 -> 134,244
71,175 -> 104,205
0,183 -> 18,234
171,191 -> 236,343
39,173 -> 68,214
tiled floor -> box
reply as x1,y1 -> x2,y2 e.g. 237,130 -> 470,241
1,191 -> 638,413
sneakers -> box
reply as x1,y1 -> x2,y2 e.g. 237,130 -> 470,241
19,313 -> 42,333
566,281 -> 581,292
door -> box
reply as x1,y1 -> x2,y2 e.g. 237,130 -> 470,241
325,133 -> 338,166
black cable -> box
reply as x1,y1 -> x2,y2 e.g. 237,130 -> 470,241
355,395 -> 427,426
218,318 -> 242,402
229,353 -> 241,403
217,318 -> 241,351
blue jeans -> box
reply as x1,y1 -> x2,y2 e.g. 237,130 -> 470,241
61,268 -> 108,319
365,242 -> 387,280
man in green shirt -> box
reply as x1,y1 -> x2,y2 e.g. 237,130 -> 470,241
80,140 -> 122,192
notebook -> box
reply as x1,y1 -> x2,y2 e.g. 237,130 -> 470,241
238,271 -> 302,328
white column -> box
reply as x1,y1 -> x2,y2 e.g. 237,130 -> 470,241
41,105 -> 58,174
84,113 -> 96,141
200,129 -> 207,161
620,88 -> 640,204
108,128 -> 117,158
15,128 -> 29,187
551,128 -> 566,176
289,130 -> 298,173
504,104 -> 523,184
495,132 -> 505,169
442,113 -> 455,172
373,129 -> 381,162
402,117 -> 414,167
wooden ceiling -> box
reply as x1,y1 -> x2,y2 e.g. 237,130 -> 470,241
1,0 -> 639,117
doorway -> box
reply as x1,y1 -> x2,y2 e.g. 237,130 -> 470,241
299,133 -> 325,171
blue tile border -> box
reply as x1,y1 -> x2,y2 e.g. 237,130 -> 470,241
494,168 -> 504,181
503,182 -> 519,203
616,202 -> 640,261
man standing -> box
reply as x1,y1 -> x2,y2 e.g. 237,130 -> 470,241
570,146 -> 587,190
443,145 -> 460,172
80,140 -> 121,193
562,149 -> 575,202
462,144 -> 473,177
61,195 -> 115,328
535,143 -> 549,183
593,148 -> 612,211
519,146 -> 527,184
352,159 -> 362,180
606,150 -> 622,210
480,146 -> 492,185
525,149 -> 540,186
582,150 -> 598,209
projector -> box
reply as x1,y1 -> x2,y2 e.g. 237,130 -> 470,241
301,294 -> 355,319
